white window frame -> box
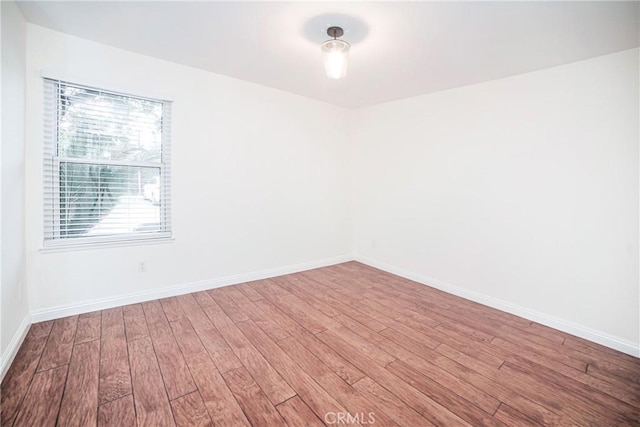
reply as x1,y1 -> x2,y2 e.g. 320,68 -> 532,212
43,78 -> 173,249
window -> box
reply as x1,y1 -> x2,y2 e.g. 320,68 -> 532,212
43,79 -> 172,247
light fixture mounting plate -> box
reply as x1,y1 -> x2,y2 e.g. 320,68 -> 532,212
327,26 -> 344,38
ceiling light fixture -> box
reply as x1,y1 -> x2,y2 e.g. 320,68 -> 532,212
321,26 -> 350,79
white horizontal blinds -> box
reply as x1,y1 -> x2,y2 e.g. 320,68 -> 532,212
43,79 -> 61,239
160,102 -> 172,233
43,78 -> 172,244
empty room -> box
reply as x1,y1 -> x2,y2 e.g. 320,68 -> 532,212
1,1 -> 639,426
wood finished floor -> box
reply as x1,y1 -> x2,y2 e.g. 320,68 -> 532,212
2,262 -> 640,426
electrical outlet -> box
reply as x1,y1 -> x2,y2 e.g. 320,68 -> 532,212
138,261 -> 147,273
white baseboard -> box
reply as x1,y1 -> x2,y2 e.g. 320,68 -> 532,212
355,254 -> 640,358
1,312 -> 32,381
30,254 -> 353,323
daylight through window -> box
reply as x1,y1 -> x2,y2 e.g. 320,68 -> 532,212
43,79 -> 172,246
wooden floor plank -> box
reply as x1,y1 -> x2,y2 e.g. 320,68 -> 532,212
263,293 -> 333,335
356,298 -> 444,345
222,286 -> 291,341
272,275 -> 342,318
99,307 -> 132,405
363,288 -> 443,327
201,302 -> 296,405
387,360 -> 506,427
328,322 -> 397,367
496,338 -> 640,408
375,329 -> 502,415
498,324 -> 563,349
252,298 -> 365,385
169,317 -> 250,427
37,315 -> 78,371
170,391 -> 214,427
29,320 -> 55,338
176,293 -> 243,373
128,336 -> 175,427
254,278 -> 291,297
502,361 -> 639,425
494,403 -> 541,426
192,290 -> 216,307
123,303 -> 150,342
351,376 -> 435,427
1,323 -> 51,426
13,365 -> 67,427
276,336 -> 402,427
276,395 -> 325,427
207,288 -> 250,323
191,353 -> 252,427
299,281 -> 387,332
75,311 -> 102,344
492,337 -> 588,373
317,329 -> 473,426
142,300 -> 197,400
222,367 -> 287,426
97,394 -> 136,427
160,297 -> 186,322
236,319 -> 350,421
588,358 -> 640,385
3,262 -> 640,426
58,340 -> 101,426
563,334 -> 640,368
235,281 -> 265,302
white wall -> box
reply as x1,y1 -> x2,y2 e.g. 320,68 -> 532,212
1,1 -> 29,371
24,25 -> 351,315
352,49 -> 640,352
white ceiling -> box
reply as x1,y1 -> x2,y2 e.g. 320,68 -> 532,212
17,1 -> 640,109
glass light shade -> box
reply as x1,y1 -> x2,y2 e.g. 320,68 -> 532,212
321,39 -> 350,79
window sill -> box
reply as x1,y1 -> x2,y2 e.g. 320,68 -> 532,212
39,236 -> 175,253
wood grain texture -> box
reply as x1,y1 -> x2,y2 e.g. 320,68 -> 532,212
387,360 -> 505,427
97,394 -> 136,427
222,367 -> 287,426
236,282 -> 265,302
1,323 -> 51,426
494,403 -> 540,427
202,302 -> 296,405
252,298 -> 365,385
128,337 -> 175,427
192,290 -> 215,307
188,353 -> 251,427
276,396 -> 325,427
223,286 -> 290,341
3,262 -> 639,426
317,329 -> 473,426
169,317 -> 250,427
236,319 -> 348,420
208,288 -> 250,323
276,336 -> 402,427
143,300 -> 196,400
75,311 -> 102,344
123,303 -> 150,341
13,365 -> 67,427
58,340 -> 100,426
176,293 -> 242,374
99,307 -> 132,405
159,297 -> 186,322
37,315 -> 78,371
351,376 -> 434,427
170,391 -> 214,427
